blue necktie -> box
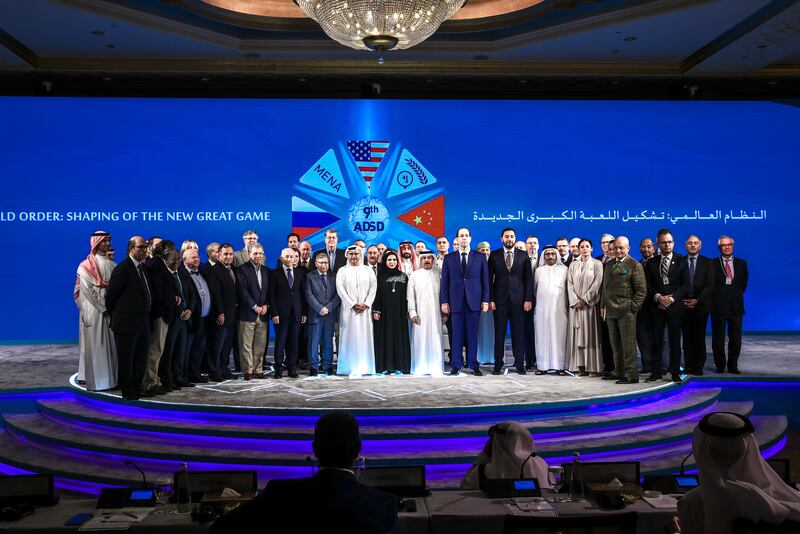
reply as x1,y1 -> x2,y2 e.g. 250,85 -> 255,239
287,268 -> 294,289
320,273 -> 328,292
689,256 -> 696,292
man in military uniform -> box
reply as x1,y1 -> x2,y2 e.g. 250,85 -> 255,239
601,236 -> 647,384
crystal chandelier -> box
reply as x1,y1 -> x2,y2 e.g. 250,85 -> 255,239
295,0 -> 467,61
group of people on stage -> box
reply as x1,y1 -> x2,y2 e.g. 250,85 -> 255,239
73,224 -> 747,398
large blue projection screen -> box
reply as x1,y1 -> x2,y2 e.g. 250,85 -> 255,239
0,98 -> 797,341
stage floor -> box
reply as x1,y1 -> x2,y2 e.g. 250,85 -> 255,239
1,335 -> 798,410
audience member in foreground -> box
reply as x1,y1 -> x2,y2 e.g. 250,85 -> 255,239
210,411 -> 397,534
677,412 -> 800,534
460,421 -> 550,490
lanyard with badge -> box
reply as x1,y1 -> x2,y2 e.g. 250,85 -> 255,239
720,257 -> 733,285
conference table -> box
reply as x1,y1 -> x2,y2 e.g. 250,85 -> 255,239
0,490 -> 676,533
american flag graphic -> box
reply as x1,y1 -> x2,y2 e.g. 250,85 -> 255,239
347,140 -> 390,186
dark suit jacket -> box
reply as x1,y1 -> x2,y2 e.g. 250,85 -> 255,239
560,254 -> 573,267
181,269 -> 205,333
207,262 -> 238,322
147,259 -> 181,325
686,255 -> 715,313
105,256 -> 152,335
269,266 -> 307,321
236,262 -> 270,322
488,248 -> 533,306
711,256 -> 748,317
305,269 -> 340,324
440,249 -> 490,313
645,252 -> 690,316
209,469 -> 397,534
314,248 -> 347,273
199,261 -> 215,276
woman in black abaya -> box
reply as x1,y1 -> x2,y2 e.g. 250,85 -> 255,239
372,250 -> 411,374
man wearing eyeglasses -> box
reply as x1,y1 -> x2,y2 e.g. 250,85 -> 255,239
106,236 -> 153,400
234,230 -> 259,267
710,236 -> 748,374
314,228 -> 347,274
644,228 -> 690,384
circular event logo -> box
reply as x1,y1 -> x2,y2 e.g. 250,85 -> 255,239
291,140 -> 445,250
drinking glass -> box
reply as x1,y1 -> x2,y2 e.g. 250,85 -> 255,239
547,466 -> 565,502
153,478 -> 173,515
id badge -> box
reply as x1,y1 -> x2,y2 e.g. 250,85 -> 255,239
662,276 -> 670,285
725,277 -> 732,285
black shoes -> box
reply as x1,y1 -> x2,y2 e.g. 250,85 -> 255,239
645,374 -> 662,382
602,374 -> 620,381
288,370 -> 299,378
189,375 -> 209,383
672,373 -> 682,383
517,368 -> 527,376
309,369 -> 319,377
728,368 -> 741,374
715,366 -> 725,373
208,374 -> 224,382
273,370 -> 283,379
450,368 -> 459,376
472,368 -> 483,376
492,367 -> 503,375
616,378 -> 639,384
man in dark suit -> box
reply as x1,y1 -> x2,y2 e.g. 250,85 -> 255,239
105,236 -> 152,400
163,248 -> 195,390
488,227 -> 533,375
144,240 -> 183,395
182,248 -> 213,383
305,254 -> 341,375
710,235 -> 748,374
681,235 -> 715,375
237,243 -> 270,380
440,227 -> 490,376
209,411 -> 397,534
524,235 -> 539,370
636,237 -> 658,373
199,242 -> 219,276
270,248 -> 308,378
314,228 -> 347,274
207,243 -> 238,380
645,229 -> 690,383
556,236 -> 573,267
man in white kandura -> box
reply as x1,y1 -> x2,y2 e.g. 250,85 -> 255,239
74,230 -> 118,391
336,245 -> 377,377
408,251 -> 444,376
534,245 -> 569,375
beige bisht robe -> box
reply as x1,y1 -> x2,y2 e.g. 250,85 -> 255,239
566,257 -> 604,372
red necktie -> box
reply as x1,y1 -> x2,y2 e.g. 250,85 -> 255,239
724,259 -> 733,280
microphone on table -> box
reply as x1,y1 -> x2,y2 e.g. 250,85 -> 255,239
679,451 -> 694,475
519,452 -> 536,479
124,460 -> 148,488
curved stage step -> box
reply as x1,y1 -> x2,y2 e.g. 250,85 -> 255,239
0,382 -> 789,491
0,398 -> 751,465
35,387 -> 721,439
0,413 -> 787,490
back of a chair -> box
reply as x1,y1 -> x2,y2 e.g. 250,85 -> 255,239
561,462 -> 641,484
731,518 -> 800,534
504,511 -> 638,534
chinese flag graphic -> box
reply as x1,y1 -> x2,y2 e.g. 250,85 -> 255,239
397,196 -> 445,238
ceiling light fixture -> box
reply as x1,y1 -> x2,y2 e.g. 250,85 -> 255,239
294,0 -> 467,63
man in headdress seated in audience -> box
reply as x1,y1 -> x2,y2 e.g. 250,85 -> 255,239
677,412 -> 800,534
461,421 -> 550,491
210,411 -> 397,534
